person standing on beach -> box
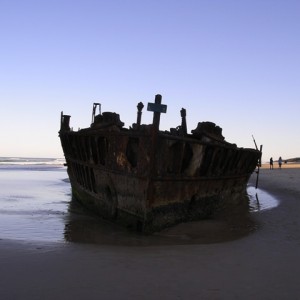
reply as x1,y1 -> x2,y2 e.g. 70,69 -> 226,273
270,157 -> 273,169
278,156 -> 282,169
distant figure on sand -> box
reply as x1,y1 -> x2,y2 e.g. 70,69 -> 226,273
270,157 -> 273,169
278,156 -> 282,169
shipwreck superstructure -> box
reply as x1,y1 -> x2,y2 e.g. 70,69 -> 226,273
59,94 -> 261,233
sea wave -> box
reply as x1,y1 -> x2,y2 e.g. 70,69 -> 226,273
0,157 -> 65,166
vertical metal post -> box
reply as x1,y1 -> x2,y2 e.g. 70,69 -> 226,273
180,108 -> 187,135
255,144 -> 263,189
136,102 -> 144,129
152,94 -> 162,131
92,103 -> 101,124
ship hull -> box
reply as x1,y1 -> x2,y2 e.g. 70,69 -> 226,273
60,128 -> 260,233
69,171 -> 251,233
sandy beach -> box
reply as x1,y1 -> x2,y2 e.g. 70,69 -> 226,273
1,166 -> 300,299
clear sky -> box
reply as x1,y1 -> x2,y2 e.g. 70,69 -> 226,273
1,0 -> 299,162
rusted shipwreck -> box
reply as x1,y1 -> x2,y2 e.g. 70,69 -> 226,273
59,94 -> 261,233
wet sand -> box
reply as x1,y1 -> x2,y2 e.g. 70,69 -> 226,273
1,166 -> 300,299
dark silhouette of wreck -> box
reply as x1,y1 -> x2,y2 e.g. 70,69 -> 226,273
59,94 -> 261,233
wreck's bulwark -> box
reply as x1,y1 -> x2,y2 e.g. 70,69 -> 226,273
59,94 -> 261,233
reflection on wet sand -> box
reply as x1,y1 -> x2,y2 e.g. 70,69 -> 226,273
64,186 -> 277,246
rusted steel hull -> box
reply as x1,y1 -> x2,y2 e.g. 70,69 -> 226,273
68,171 -> 252,233
59,121 -> 260,233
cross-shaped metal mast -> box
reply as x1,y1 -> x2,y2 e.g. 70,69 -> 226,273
147,94 -> 167,131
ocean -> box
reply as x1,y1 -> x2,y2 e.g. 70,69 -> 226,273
0,157 -> 279,246
0,157 -> 69,242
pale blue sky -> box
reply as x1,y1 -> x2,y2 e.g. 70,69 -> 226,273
1,0 -> 299,162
